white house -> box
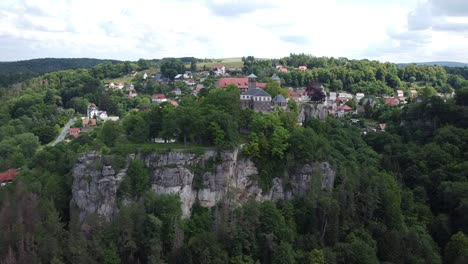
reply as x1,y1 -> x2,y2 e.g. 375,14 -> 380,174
116,83 -> 125,89
213,65 -> 225,76
87,104 -> 108,120
355,93 -> 365,102
172,87 -> 182,96
396,90 -> 404,97
338,92 -> 353,100
143,73 -> 148,80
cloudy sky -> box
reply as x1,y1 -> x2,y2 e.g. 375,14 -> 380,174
0,0 -> 467,62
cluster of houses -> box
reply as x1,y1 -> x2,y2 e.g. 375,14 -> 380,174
105,82 -> 139,99
215,73 -> 287,112
67,104 -> 119,140
102,66 -> 432,130
274,63 -> 309,73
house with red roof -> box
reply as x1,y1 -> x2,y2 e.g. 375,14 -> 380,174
279,67 -> 288,73
69,128 -> 80,138
82,118 -> 97,128
336,104 -> 353,118
297,66 -> 307,71
0,169 -> 19,186
217,74 -> 267,92
384,97 -> 400,106
289,90 -> 301,102
152,94 -> 167,104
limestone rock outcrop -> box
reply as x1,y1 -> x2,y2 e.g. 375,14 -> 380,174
71,149 -> 336,221
70,152 -> 123,223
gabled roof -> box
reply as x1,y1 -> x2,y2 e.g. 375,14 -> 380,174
218,77 -> 266,89
152,94 -> 166,100
82,118 -> 97,126
337,105 -> 353,111
289,91 -> 300,98
384,97 -> 400,106
271,73 -> 280,80
248,73 -> 257,78
362,98 -> 376,105
0,169 -> 19,183
241,88 -> 271,97
273,94 -> 287,103
69,128 -> 81,133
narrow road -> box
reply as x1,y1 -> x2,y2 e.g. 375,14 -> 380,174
52,117 -> 76,146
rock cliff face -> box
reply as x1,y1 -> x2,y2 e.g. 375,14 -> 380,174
301,103 -> 329,122
71,149 -> 336,221
70,152 -> 126,223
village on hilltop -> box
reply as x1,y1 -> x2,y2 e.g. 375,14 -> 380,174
52,58 -> 455,144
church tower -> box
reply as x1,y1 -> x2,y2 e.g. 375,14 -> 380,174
248,73 -> 257,90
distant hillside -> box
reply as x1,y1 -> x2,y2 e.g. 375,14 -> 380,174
0,58 -> 120,87
397,61 -> 468,67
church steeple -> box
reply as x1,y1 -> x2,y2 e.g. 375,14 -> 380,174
248,73 -> 257,90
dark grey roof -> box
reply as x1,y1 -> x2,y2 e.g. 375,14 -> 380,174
248,73 -> 257,78
271,73 -> 280,80
241,88 -> 271,97
362,98 -> 376,105
272,94 -> 287,103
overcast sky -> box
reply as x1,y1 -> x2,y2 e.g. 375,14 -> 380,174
0,0 -> 467,63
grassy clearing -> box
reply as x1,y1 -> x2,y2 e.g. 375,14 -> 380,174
194,57 -> 244,69
104,76 -> 134,84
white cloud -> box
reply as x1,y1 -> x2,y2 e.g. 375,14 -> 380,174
0,0 -> 467,62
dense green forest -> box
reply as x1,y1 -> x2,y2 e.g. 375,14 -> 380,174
0,56 -> 467,263
0,58 -> 121,87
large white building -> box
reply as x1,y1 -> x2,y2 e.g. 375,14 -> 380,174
87,104 -> 109,120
